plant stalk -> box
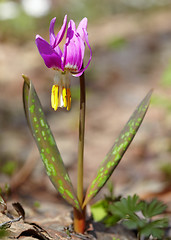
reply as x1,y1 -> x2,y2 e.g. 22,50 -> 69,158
74,71 -> 86,233
77,71 -> 86,205
73,207 -> 86,233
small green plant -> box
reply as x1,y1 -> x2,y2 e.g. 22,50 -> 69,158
91,194 -> 168,240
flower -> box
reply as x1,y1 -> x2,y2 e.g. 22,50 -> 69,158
35,15 -> 92,111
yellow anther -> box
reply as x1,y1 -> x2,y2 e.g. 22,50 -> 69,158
67,88 -> 71,111
62,87 -> 67,108
51,85 -> 59,111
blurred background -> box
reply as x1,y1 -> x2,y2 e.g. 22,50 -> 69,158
0,0 -> 171,210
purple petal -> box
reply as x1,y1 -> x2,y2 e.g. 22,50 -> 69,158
54,15 -> 67,47
49,17 -> 56,46
63,20 -> 83,72
73,29 -> 92,77
63,38 -> 81,71
79,36 -> 85,63
77,17 -> 87,41
35,35 -> 62,69
68,19 -> 76,32
54,45 -> 63,57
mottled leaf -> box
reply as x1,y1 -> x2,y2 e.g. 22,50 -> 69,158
83,90 -> 152,207
22,75 -> 81,211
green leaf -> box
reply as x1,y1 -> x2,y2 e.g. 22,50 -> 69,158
103,215 -> 121,227
142,199 -> 167,218
83,91 -> 152,207
22,75 -> 81,212
91,199 -> 108,222
140,218 -> 168,238
123,214 -> 147,230
109,195 -> 143,218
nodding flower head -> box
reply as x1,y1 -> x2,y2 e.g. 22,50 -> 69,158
35,15 -> 92,111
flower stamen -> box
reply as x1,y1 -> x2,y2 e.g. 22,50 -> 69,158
67,88 -> 71,111
62,87 -> 67,108
51,85 -> 59,111
51,72 -> 71,111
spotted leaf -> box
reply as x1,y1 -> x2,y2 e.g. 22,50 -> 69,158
22,75 -> 81,212
83,90 -> 152,208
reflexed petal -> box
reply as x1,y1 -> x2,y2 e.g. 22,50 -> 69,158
63,20 -> 83,72
73,29 -> 92,77
54,15 -> 67,47
49,17 -> 56,46
79,35 -> 85,63
77,17 -> 87,41
35,35 -> 62,69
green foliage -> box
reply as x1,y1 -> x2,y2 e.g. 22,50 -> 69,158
142,199 -> 167,218
22,75 -> 81,212
109,195 -> 144,217
1,161 -> 17,176
92,194 -> 168,239
139,218 -> 169,239
0,229 -> 8,238
91,200 -> 108,222
83,90 -> 152,208
91,183 -> 122,223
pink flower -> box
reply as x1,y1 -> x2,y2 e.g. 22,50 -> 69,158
36,15 -> 92,76
35,15 -> 92,110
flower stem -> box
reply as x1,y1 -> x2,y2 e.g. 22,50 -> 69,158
73,207 -> 86,233
74,71 -> 86,233
77,71 -> 86,205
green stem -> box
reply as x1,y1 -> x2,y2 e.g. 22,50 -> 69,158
73,72 -> 86,234
77,71 -> 86,206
